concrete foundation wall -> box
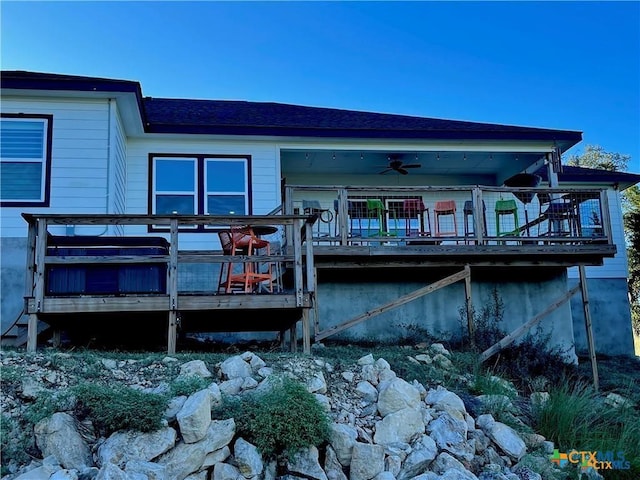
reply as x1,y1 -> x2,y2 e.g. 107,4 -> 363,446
315,268 -> 578,361
1,237 -> 27,334
569,277 -> 634,356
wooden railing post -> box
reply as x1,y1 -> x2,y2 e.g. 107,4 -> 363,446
28,218 -> 48,352
293,219 -> 304,307
338,189 -> 349,245
167,218 -> 179,354
600,190 -> 612,244
473,187 -> 484,244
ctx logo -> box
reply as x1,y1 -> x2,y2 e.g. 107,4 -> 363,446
549,449 -> 630,471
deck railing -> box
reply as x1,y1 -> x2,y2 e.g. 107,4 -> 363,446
22,213 -> 317,308
284,185 -> 613,247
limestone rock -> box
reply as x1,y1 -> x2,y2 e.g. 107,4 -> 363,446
329,423 -> 358,467
97,427 -> 177,467
220,355 -> 253,380
373,407 -> 425,445
349,443 -> 385,480
177,389 -> 212,443
377,378 -> 421,417
34,412 -> 92,470
233,437 -> 263,478
287,446 -> 328,480
179,360 -> 213,379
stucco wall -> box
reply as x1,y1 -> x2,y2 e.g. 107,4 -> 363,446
569,277 -> 634,356
315,268 -> 578,361
1,238 -> 27,335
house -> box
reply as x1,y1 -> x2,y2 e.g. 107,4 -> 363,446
1,70 -> 638,358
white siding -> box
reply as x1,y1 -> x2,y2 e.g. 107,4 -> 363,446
126,138 -> 280,250
1,97 -> 111,237
109,100 -> 127,236
568,189 -> 629,280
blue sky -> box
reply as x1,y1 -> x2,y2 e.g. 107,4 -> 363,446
2,1 -> 639,173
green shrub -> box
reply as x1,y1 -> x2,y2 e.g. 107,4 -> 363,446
23,389 -> 74,425
213,377 -> 330,459
0,414 -> 33,475
73,382 -> 166,435
169,375 -> 211,397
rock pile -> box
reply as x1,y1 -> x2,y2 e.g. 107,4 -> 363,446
1,346 -> 573,480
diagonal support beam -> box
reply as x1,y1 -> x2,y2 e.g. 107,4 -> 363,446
316,266 -> 470,342
480,284 -> 581,363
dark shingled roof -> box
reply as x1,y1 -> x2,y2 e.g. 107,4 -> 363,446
2,70 -> 582,145
142,97 -> 582,143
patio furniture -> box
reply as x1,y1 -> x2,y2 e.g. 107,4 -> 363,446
401,198 -> 431,237
537,193 -> 578,237
218,226 -> 273,293
366,198 -> 397,238
434,200 -> 458,238
504,173 -> 541,237
303,199 -> 333,242
495,199 -> 520,237
463,200 -> 487,244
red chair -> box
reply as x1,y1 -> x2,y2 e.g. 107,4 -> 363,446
218,226 -> 273,293
434,200 -> 458,238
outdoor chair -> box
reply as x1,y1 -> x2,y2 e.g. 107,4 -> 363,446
434,200 -> 458,239
217,226 -> 273,293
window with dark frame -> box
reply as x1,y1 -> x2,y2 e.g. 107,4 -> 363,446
0,114 -> 53,207
149,154 -> 251,231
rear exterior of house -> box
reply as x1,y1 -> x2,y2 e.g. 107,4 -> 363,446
1,70 -> 637,356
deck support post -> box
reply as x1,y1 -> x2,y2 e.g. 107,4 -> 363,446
463,264 -> 474,346
26,314 -> 38,353
302,309 -> 311,354
167,311 -> 178,355
289,323 -> 297,353
579,265 -> 599,391
51,329 -> 61,348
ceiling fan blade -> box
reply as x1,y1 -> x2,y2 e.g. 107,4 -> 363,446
379,168 -> 392,174
402,164 -> 422,169
398,168 -> 409,175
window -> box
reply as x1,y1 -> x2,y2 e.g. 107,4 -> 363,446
0,114 -> 53,206
149,154 -> 251,230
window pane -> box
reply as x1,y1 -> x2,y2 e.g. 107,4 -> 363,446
208,195 -> 246,215
0,162 -> 42,200
0,120 -> 45,159
156,159 -> 195,191
156,195 -> 195,214
206,160 -> 245,191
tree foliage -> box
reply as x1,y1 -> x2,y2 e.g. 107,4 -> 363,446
566,144 -> 631,172
626,211 -> 640,335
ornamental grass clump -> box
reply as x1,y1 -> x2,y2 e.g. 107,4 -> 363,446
214,376 -> 330,459
73,382 -> 166,436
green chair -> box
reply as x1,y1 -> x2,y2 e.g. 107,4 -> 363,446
366,199 -> 397,238
495,199 -> 520,237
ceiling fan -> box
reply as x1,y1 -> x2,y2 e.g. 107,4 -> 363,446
378,155 -> 422,175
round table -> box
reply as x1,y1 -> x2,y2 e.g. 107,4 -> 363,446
251,225 -> 278,236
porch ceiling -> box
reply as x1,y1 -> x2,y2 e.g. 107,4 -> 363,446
280,150 -> 543,179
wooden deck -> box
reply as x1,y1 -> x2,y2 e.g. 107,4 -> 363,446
20,183 -> 617,354
22,214 -> 318,354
